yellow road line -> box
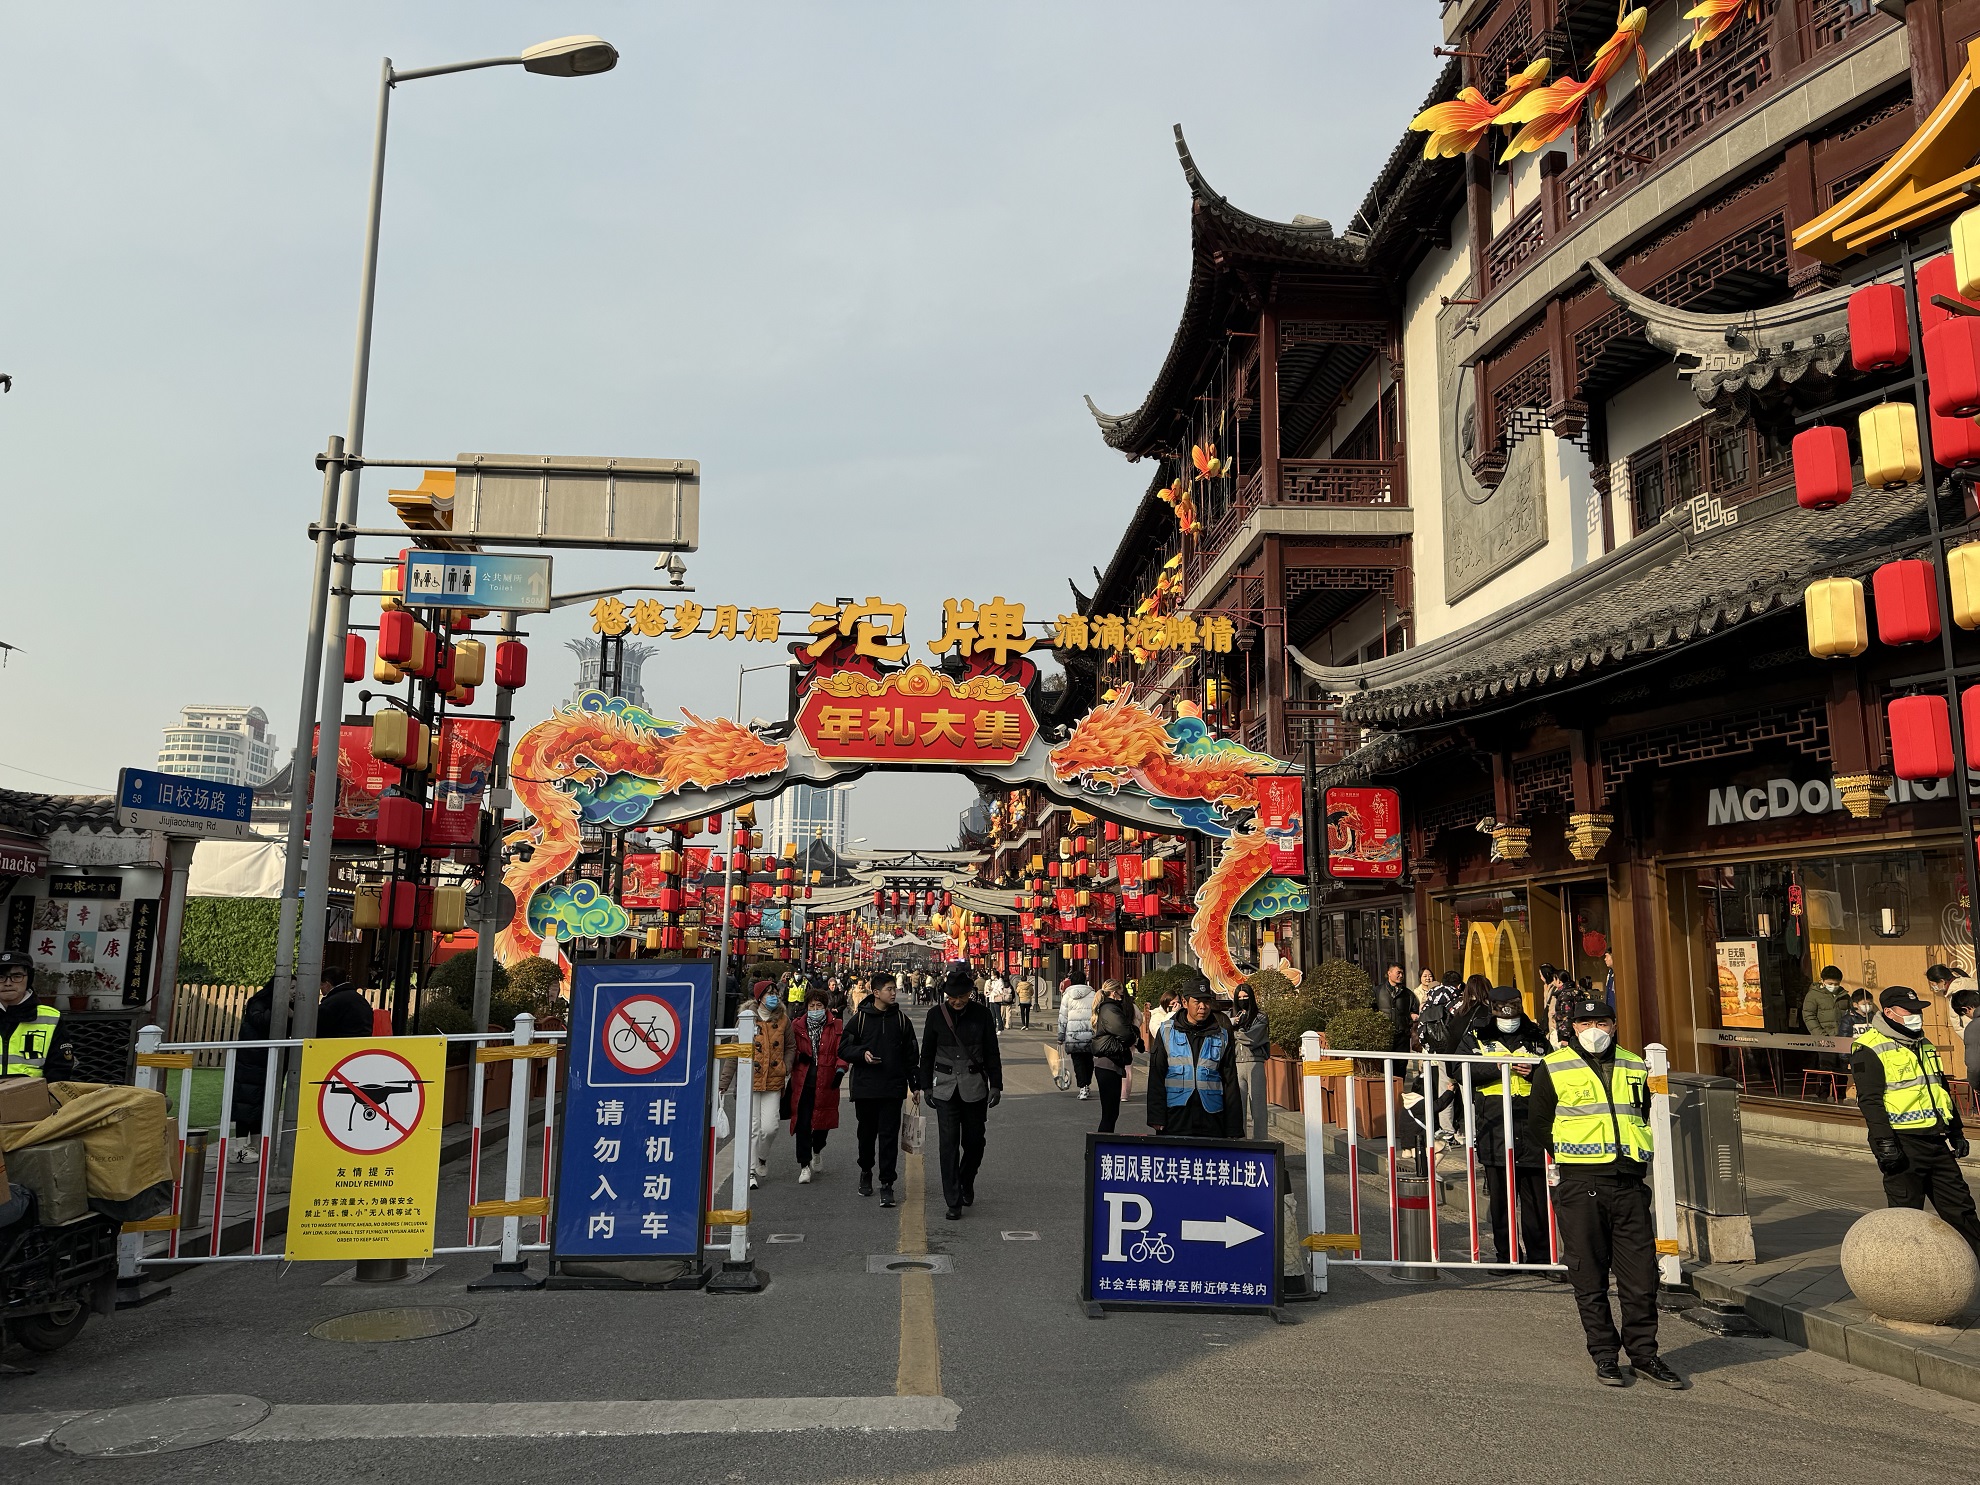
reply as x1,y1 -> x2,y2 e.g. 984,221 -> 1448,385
896,1143 -> 941,1397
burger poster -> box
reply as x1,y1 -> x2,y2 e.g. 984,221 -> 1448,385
1715,939 -> 1765,1029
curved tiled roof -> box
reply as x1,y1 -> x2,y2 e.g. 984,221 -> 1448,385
0,789 -> 121,839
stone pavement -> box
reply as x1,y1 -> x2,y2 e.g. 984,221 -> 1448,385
5,1030 -> 1980,1483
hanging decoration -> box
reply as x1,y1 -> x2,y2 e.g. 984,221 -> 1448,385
1683,0 -> 1759,50
1409,56 -> 1552,160
1157,477 -> 1199,536
1497,6 -> 1648,162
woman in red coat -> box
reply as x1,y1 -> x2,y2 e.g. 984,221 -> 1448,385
789,984 -> 843,1184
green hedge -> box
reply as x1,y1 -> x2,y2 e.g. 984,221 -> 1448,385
176,898 -> 287,986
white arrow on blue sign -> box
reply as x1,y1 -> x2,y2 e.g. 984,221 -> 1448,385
1179,1215 -> 1264,1248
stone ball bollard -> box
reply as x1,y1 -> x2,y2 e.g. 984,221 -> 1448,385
1839,1208 -> 1980,1326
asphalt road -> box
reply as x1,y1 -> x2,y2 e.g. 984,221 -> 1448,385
6,1027 -> 1980,1483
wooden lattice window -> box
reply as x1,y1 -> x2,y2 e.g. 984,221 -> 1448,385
1625,413 -> 1791,534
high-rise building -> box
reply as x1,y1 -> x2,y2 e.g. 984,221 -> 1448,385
567,638 -> 657,710
156,705 -> 279,787
768,783 -> 851,859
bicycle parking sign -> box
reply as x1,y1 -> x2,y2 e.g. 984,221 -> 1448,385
1082,1132 -> 1283,1313
554,963 -> 714,1269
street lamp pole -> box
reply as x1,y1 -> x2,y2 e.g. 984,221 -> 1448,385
288,40 -> 617,1039
714,660 -> 793,1010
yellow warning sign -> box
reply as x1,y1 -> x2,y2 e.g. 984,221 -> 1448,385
286,1037 -> 446,1262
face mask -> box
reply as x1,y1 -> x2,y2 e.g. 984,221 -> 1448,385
1495,1015 -> 1522,1034
806,1007 -> 826,1027
1576,1027 -> 1614,1055
1897,1012 -> 1924,1032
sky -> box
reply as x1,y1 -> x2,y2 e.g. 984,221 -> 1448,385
0,2 -> 1441,848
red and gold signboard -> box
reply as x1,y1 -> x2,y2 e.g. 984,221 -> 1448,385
1254,775 -> 1306,876
1324,786 -> 1403,880
796,663 -> 1037,767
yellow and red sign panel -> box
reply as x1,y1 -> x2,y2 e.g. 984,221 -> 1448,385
796,663 -> 1037,767
287,1036 -> 446,1261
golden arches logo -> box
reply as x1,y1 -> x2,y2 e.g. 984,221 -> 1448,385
1462,919 -> 1536,1015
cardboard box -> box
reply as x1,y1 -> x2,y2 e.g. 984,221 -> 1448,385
0,1076 -> 54,1127
6,1137 -> 89,1225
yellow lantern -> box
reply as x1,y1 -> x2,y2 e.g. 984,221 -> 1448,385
354,884 -> 382,931
656,848 -> 680,875
429,886 -> 466,934
1804,577 -> 1868,658
380,565 -> 406,612
1955,204 -> 1980,300
403,724 -> 433,773
1123,930 -> 1138,953
645,928 -> 663,951
371,708 -> 411,763
736,801 -> 756,826
373,654 -> 404,685
1859,402 -> 1921,488
782,841 -> 799,859
452,638 -> 486,688
1030,853 -> 1045,873
1951,543 -> 1980,629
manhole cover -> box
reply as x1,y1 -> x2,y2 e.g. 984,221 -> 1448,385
865,1253 -> 953,1274
767,1233 -> 805,1244
1001,1230 -> 1040,1241
308,1305 -> 478,1343
49,1395 -> 270,1457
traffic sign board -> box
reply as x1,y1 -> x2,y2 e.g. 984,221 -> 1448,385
599,993 -> 681,1077
1083,1133 -> 1282,1311
116,768 -> 256,840
400,550 -> 553,612
287,1036 -> 446,1262
313,1048 -> 429,1155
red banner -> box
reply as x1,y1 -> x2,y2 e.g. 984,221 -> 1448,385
425,720 -> 501,847
1254,775 -> 1306,875
795,663 -> 1037,766
1324,786 -> 1403,879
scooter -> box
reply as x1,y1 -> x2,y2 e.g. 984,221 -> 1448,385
0,1190 -> 120,1358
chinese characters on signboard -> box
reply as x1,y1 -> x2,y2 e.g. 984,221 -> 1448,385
1323,787 -> 1403,880
797,663 -> 1038,767
1253,777 -> 1306,876
1715,939 -> 1765,1030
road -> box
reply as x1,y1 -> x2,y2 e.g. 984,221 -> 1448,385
5,1026 -> 1980,1483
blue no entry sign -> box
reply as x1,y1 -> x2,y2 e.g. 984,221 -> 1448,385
1084,1134 -> 1282,1310
554,963 -> 713,1265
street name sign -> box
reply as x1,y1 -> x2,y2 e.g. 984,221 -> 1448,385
399,549 -> 553,612
116,768 -> 257,840
1083,1133 -> 1282,1312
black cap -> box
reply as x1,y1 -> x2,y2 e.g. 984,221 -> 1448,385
1487,983 -> 1521,1005
0,950 -> 31,974
1178,973 -> 1217,1003
1569,998 -> 1614,1023
1880,986 -> 1928,1012
942,964 -> 975,997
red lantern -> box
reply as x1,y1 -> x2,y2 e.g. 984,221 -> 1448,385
1965,685 -> 1980,770
385,880 -> 419,930
1932,409 -> 1980,469
344,633 -> 367,683
1918,255 -> 1977,332
450,685 -> 475,708
1889,694 -> 1955,779
1926,318 -> 1980,418
1849,283 -> 1910,372
375,790 -> 423,850
1792,425 -> 1853,509
432,647 -> 457,694
1874,559 -> 1942,645
493,639 -> 528,690
1103,820 -> 1120,841
379,609 -> 416,665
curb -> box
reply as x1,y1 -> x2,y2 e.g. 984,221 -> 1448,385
1689,1265 -> 1980,1404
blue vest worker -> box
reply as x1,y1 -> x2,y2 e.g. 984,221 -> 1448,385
1145,975 -> 1242,1140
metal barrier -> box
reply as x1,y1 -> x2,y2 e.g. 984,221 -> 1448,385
123,1018 -> 566,1274
1294,1030 -> 1681,1293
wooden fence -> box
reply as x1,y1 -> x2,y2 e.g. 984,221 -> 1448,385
171,984 -> 392,1067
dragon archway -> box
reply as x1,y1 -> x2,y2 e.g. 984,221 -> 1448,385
499,671 -> 1301,993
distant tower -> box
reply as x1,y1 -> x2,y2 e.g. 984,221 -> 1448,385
567,638 -> 657,709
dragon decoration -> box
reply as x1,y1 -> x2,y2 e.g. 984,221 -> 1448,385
1409,3 -> 1761,165
498,683 -> 1297,995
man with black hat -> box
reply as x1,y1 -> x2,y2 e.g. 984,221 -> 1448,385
1145,973 -> 1243,1140
1463,984 -> 1551,1270
919,963 -> 1001,1221
1527,997 -> 1686,1391
0,950 -> 78,1081
1852,985 -> 1980,1260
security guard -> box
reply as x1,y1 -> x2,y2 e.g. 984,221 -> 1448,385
1852,985 -> 1980,1261
1526,997 -> 1686,1390
1464,983 -> 1550,1269
0,950 -> 76,1081
1145,974 -> 1243,1139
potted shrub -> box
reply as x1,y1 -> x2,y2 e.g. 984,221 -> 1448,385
1249,968 -> 1315,1110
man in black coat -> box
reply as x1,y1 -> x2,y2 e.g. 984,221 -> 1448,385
1145,975 -> 1243,1140
840,971 -> 920,1207
315,978 -> 376,1039
919,963 -> 1002,1220
1464,984 -> 1552,1268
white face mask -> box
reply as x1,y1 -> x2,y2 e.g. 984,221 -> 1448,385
1897,1012 -> 1924,1032
1495,1015 -> 1522,1033
1576,1026 -> 1614,1055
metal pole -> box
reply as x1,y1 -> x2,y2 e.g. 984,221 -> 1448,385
1302,730 -> 1322,972
151,839 -> 197,1041
297,57 -> 393,1037
714,667 -> 747,1002
472,612 -> 520,1033
1647,1042 -> 1682,1287
729,1003 -> 756,1264
270,434 -> 347,1041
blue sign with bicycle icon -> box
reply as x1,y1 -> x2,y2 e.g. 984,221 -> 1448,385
553,963 -> 714,1267
1083,1133 -> 1283,1313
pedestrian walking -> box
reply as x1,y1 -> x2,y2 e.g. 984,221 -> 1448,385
1089,979 -> 1141,1134
921,963 -> 1002,1220
1852,986 -> 1980,1261
1230,983 -> 1271,1141
840,971 -> 919,1208
1057,971 -> 1099,1100
1145,974 -> 1243,1139
1465,984 -> 1550,1269
719,982 -> 792,1191
1540,964 -> 1573,1048
1015,974 -> 1035,1029
987,971 -> 1011,1030
788,985 -> 843,1183
1954,988 -> 1980,1091
1526,997 -> 1686,1390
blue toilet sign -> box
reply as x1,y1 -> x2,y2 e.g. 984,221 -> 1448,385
1083,1133 -> 1282,1311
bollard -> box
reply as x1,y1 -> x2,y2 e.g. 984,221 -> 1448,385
1394,1175 -> 1437,1281
1646,1042 -> 1684,1288
355,1258 -> 409,1282
470,1014 -> 549,1291
707,1004 -> 766,1294
1297,1030 -> 1329,1294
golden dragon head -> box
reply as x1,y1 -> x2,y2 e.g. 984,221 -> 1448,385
1049,701 -> 1173,783
660,712 -> 789,794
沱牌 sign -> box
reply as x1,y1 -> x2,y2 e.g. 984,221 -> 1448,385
553,962 -> 714,1268
115,768 -> 256,840
399,549 -> 553,613
1083,1133 -> 1282,1312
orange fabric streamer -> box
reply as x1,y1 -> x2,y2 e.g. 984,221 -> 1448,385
1497,6 -> 1648,163
1684,0 -> 1759,50
1408,57 -> 1552,160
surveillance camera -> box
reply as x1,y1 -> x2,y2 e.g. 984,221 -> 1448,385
661,552 -> 689,587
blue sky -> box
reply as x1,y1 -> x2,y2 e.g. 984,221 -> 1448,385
0,1 -> 1440,845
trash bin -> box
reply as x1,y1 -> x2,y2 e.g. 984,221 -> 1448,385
1393,1175 -> 1437,1281
180,1128 -> 211,1232
1668,1072 -> 1754,1263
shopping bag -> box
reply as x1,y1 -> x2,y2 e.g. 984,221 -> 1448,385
900,1104 -> 926,1156
1043,1043 -> 1063,1078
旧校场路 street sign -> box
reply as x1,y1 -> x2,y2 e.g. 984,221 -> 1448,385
116,767 -> 256,840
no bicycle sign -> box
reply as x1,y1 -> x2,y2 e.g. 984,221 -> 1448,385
288,1036 -> 446,1262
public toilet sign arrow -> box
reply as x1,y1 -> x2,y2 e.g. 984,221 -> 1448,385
400,550 -> 553,613
1180,1215 -> 1264,1248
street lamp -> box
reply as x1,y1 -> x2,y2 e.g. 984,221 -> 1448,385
279,39 -> 619,1040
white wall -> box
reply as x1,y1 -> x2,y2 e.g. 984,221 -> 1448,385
1399,212 -> 1470,629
